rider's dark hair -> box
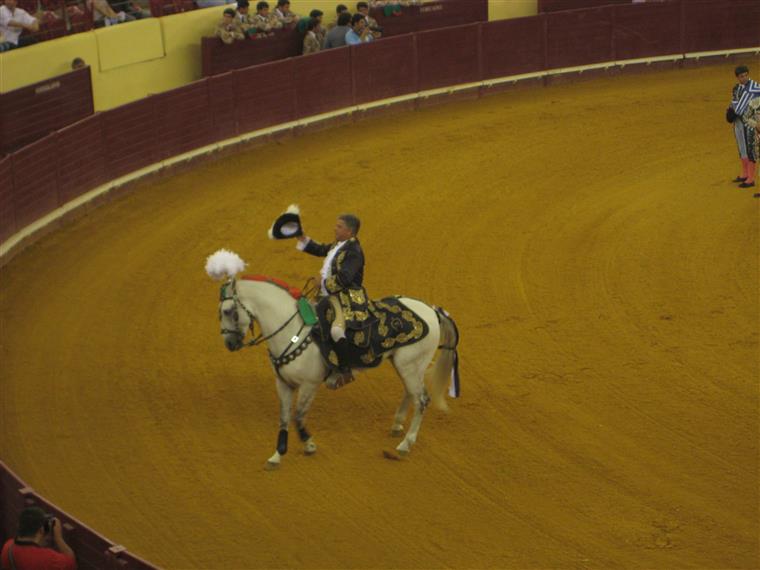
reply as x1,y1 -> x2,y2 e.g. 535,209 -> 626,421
339,214 -> 360,235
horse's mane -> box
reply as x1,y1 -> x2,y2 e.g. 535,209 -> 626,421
241,275 -> 302,300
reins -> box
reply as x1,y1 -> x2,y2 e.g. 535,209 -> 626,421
219,278 -> 317,379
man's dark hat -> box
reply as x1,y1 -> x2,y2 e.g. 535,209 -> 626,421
268,204 -> 303,239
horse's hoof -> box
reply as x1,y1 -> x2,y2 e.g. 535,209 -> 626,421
264,461 -> 280,471
382,449 -> 402,461
390,427 -> 405,437
396,448 -> 409,457
304,445 -> 317,456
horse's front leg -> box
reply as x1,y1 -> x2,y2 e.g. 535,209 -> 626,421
295,381 -> 319,456
266,378 -> 294,470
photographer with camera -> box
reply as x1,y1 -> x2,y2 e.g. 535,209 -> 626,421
1,507 -> 77,569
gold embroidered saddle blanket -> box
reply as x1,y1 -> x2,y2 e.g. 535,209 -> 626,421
313,296 -> 430,369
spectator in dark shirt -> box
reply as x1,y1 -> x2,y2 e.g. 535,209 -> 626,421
323,10 -> 350,49
326,3 -> 348,29
1,507 -> 77,570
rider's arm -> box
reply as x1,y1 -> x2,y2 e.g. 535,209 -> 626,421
296,237 -> 332,257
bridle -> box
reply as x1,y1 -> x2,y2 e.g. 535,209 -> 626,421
218,279 -> 316,378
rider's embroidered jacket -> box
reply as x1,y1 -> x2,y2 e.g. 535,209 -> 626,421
302,237 -> 373,328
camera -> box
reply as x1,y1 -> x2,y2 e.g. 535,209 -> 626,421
43,514 -> 56,534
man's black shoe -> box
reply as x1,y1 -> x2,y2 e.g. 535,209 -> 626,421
739,181 -> 755,188
733,177 -> 747,183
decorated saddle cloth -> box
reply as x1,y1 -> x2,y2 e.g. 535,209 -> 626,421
312,296 -> 429,369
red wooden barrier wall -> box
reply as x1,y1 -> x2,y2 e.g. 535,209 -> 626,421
546,6 -> 615,69
351,35 -> 418,105
613,2 -> 682,60
417,23 -> 481,91
539,0 -> 629,12
0,67 -> 94,155
235,59 -> 296,133
481,15 -> 546,79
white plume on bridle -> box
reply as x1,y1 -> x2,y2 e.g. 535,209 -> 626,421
205,249 -> 247,280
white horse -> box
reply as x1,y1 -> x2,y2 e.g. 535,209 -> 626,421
206,249 -> 460,469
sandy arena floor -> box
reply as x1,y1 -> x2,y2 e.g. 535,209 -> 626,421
0,59 -> 758,569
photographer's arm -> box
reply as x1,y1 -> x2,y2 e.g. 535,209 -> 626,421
51,519 -> 75,560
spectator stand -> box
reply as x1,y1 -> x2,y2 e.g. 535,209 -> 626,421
16,0 -> 93,43
201,0 -> 489,77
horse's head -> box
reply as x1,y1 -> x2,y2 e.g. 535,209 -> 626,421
206,249 -> 251,351
218,279 -> 254,352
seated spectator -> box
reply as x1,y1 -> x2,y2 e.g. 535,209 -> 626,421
323,10 -> 350,49
302,17 -> 320,55
216,7 -> 244,44
356,1 -> 381,38
0,507 -> 77,570
108,0 -> 150,19
0,0 -> 39,49
273,0 -> 297,26
88,0 -> 133,27
345,12 -> 372,45
71,57 -> 86,69
252,0 -> 281,34
236,0 -> 256,36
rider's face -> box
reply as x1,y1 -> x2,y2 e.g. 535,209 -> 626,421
334,219 -> 353,242
737,72 -> 749,85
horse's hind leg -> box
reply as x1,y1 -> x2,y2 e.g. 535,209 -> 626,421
393,358 -> 431,456
390,389 -> 411,437
295,381 -> 319,455
266,378 -> 294,470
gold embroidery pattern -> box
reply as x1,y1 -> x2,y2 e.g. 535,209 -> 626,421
336,251 -> 346,265
353,330 -> 365,345
360,348 -> 376,364
349,288 -> 366,305
378,312 -> 388,336
325,276 -> 340,294
379,309 -> 425,349
328,350 -> 339,366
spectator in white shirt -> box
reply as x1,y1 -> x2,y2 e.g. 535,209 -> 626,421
0,0 -> 39,48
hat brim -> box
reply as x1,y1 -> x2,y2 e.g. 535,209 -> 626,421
269,212 -> 303,239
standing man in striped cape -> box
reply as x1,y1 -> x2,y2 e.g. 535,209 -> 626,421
727,65 -> 760,188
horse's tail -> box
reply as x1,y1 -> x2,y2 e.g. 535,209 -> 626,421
428,306 -> 461,411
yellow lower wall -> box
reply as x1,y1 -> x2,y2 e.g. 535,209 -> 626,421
0,1 -> 536,109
